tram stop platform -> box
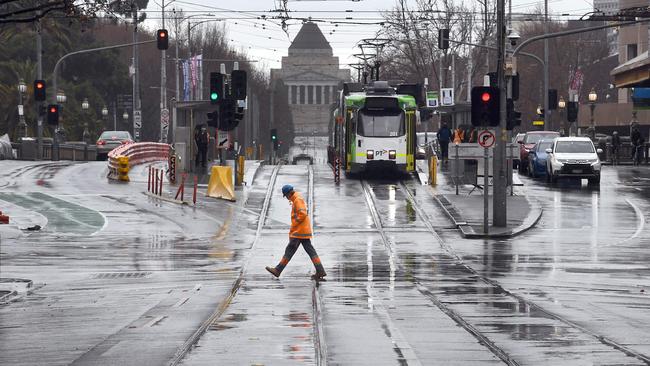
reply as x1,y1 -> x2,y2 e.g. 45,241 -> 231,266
416,159 -> 543,239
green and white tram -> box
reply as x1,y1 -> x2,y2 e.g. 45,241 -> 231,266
329,81 -> 419,175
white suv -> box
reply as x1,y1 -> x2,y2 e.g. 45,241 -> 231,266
545,137 -> 602,186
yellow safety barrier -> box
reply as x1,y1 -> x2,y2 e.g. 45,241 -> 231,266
117,156 -> 130,182
236,156 -> 245,186
207,166 -> 236,202
429,155 -> 437,186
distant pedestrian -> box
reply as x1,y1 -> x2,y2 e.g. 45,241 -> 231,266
266,185 -> 327,281
631,126 -> 642,163
465,126 -> 477,143
453,126 -> 465,144
611,131 -> 621,165
194,125 -> 209,168
436,123 -> 452,162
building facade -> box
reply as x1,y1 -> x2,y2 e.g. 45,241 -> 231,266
271,22 -> 350,136
594,0 -> 620,55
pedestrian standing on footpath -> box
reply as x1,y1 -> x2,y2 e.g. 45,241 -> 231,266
611,131 -> 621,165
194,125 -> 209,168
266,184 -> 327,280
436,122 -> 452,162
453,126 -> 465,144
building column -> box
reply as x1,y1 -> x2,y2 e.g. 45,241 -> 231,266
297,84 -> 302,105
288,85 -> 293,105
321,85 -> 326,105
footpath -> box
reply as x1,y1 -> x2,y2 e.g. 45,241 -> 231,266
416,159 -> 542,239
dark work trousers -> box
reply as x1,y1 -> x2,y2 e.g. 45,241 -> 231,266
440,141 -> 450,161
196,145 -> 207,167
275,238 -> 325,274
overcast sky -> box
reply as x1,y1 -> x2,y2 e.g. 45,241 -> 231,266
143,0 -> 595,72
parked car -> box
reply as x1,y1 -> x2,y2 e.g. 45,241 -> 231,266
96,131 -> 134,160
518,131 -> 560,173
512,133 -> 525,168
545,136 -> 602,186
527,139 -> 554,178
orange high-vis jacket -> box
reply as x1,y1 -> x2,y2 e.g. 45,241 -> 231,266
453,128 -> 464,144
289,191 -> 312,239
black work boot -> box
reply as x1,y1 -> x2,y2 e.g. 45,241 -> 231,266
265,266 -> 281,278
311,271 -> 327,281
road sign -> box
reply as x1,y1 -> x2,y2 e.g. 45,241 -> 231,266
478,130 -> 496,148
426,91 -> 439,107
133,110 -> 142,129
161,108 -> 170,126
441,88 -> 454,106
217,130 -> 230,149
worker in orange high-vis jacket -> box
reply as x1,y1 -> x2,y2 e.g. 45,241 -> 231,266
266,184 -> 327,280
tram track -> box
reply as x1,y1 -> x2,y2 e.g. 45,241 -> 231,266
167,164 -> 282,366
308,165 -> 328,366
361,177 -> 650,365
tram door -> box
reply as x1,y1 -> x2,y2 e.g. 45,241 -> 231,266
345,107 -> 355,171
406,110 -> 416,172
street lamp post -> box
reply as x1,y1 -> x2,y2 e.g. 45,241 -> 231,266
82,98 -> 90,143
17,80 -> 27,138
101,105 -> 109,131
54,90 -> 66,160
558,96 -> 566,136
588,88 -> 597,140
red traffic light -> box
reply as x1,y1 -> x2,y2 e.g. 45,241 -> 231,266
35,82 -> 44,89
481,92 -> 491,102
49,106 -> 57,113
158,31 -> 166,38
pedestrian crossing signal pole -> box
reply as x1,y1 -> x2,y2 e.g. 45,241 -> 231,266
493,0 -> 508,227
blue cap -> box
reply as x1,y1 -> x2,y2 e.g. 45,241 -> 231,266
281,184 -> 294,197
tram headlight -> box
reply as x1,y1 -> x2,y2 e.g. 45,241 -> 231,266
389,150 -> 396,160
366,150 -> 374,160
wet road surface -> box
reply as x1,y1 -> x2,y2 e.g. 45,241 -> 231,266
1,160 -> 649,365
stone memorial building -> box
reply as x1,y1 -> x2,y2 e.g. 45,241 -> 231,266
271,22 -> 350,135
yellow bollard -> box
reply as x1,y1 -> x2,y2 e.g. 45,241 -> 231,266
429,155 -> 437,186
117,156 -> 130,182
237,155 -> 245,186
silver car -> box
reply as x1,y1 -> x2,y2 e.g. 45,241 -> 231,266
96,131 -> 134,160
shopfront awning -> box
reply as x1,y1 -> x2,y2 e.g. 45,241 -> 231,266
611,51 -> 650,88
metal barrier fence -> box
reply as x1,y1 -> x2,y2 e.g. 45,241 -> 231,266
598,142 -> 649,164
107,142 -> 170,180
12,141 -> 96,161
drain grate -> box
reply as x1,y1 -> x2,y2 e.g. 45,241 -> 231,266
92,272 -> 151,279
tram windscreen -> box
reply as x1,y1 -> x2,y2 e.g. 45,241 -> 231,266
357,109 -> 405,137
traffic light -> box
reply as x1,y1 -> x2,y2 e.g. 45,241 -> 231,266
506,99 -> 521,130
157,29 -> 168,50
209,72 -> 223,104
47,104 -> 59,125
235,106 -> 244,121
219,98 -> 238,131
471,86 -> 500,127
230,70 -> 247,100
270,128 -> 278,150
438,28 -> 449,50
567,101 -> 578,122
207,110 -> 219,128
510,73 -> 519,101
34,80 -> 46,101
